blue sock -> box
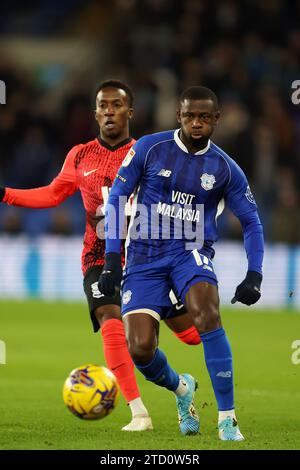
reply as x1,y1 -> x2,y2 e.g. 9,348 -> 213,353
201,327 -> 234,411
134,348 -> 180,391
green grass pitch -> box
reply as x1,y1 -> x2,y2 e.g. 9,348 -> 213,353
0,300 -> 299,450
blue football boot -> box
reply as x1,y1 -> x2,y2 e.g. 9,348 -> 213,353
175,373 -> 200,435
218,417 -> 244,441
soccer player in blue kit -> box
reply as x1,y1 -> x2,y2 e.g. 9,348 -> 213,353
99,86 -> 264,441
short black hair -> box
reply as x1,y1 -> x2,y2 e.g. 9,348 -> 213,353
179,86 -> 219,110
95,80 -> 134,107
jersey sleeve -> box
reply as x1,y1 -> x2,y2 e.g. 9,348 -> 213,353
224,160 -> 257,217
110,137 -> 147,199
3,146 -> 79,208
225,159 -> 264,274
238,211 -> 264,274
105,137 -> 147,253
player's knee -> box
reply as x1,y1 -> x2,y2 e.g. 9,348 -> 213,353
127,336 -> 156,365
192,307 -> 221,333
95,306 -> 121,328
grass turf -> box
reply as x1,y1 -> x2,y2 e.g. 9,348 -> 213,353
0,300 -> 299,450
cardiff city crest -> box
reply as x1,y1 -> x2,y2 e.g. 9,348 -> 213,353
200,173 -> 216,191
122,290 -> 132,305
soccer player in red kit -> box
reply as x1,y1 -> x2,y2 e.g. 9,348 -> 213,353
0,80 -> 201,431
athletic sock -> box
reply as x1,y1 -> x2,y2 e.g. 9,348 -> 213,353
129,397 -> 149,417
174,376 -> 189,396
101,318 -> 141,403
201,327 -> 234,411
218,409 -> 236,423
173,325 -> 201,345
134,348 -> 179,391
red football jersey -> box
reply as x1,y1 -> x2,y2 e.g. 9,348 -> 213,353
4,137 -> 135,275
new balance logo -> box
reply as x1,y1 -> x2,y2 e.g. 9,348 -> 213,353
156,374 -> 166,384
158,169 -> 172,177
216,371 -> 232,378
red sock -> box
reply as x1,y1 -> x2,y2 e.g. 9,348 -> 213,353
173,326 -> 201,345
101,318 -> 140,402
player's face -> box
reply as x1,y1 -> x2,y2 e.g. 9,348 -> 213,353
95,88 -> 133,141
177,99 -> 220,145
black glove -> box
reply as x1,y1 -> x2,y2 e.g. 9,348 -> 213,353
0,186 -> 5,202
98,252 -> 123,298
231,271 -> 262,306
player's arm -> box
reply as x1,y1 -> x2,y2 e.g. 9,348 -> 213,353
224,161 -> 264,305
0,146 -> 79,208
99,138 -> 147,297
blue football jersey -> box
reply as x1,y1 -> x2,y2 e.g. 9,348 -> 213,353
106,129 -> 263,272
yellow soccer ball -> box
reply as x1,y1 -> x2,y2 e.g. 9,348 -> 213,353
63,364 -> 120,420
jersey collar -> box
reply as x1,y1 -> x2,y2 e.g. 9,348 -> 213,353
174,129 -> 210,155
97,136 -> 133,151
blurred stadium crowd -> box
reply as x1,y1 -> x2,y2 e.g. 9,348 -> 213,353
0,0 -> 300,243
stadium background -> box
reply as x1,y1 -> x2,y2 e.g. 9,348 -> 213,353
0,0 -> 300,451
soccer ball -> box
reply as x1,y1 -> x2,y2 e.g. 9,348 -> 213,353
62,364 -> 120,420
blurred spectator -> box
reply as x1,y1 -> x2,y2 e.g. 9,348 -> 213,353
269,167 -> 300,245
270,189 -> 300,245
4,122 -> 54,188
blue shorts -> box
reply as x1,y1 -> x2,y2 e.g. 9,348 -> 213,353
121,249 -> 218,320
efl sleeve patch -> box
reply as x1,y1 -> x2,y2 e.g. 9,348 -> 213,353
122,148 -> 136,167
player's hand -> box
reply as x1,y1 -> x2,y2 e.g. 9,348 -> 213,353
231,271 -> 262,306
0,186 -> 5,202
98,252 -> 123,298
